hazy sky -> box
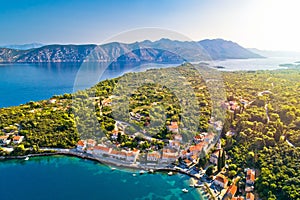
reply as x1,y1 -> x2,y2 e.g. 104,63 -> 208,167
1,0 -> 300,51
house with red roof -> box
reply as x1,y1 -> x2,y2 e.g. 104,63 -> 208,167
168,140 -> 180,150
246,169 -> 255,185
193,134 -> 204,144
125,150 -> 139,162
110,149 -> 126,160
93,145 -> 112,155
76,140 -> 86,152
147,151 -> 161,162
246,192 -> 255,200
223,184 -> 237,200
189,143 -> 204,155
161,148 -> 178,163
12,136 -> 24,144
86,139 -> 97,147
214,174 -> 228,188
167,122 -> 179,133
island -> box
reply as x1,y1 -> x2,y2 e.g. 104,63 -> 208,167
0,64 -> 299,200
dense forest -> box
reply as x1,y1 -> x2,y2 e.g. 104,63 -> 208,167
222,70 -> 300,200
0,64 -> 299,199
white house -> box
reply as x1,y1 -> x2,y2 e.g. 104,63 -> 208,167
76,140 -> 86,152
125,149 -> 139,162
12,136 -> 24,144
147,151 -> 161,162
161,148 -> 178,163
110,149 -> 126,160
93,145 -> 111,155
169,140 -> 180,150
209,149 -> 221,165
0,135 -> 10,145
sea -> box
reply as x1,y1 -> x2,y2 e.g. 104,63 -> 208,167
0,56 -> 299,200
0,156 -> 203,200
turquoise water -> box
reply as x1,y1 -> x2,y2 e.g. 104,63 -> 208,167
0,156 -> 203,200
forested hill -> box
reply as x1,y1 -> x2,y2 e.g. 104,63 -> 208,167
0,39 -> 262,63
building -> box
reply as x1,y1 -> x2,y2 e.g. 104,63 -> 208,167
111,129 -> 118,140
232,196 -> 245,200
223,184 -> 237,200
125,149 -> 139,162
193,134 -> 204,144
169,140 -> 180,149
161,149 -> 178,163
210,149 -> 221,165
86,139 -> 97,147
110,149 -> 126,160
86,147 -> 93,154
147,151 -> 161,162
167,122 -> 179,133
12,136 -> 24,144
0,135 -> 10,145
189,143 -> 204,155
76,140 -> 86,152
214,174 -> 228,188
246,169 -> 255,185
93,145 -> 111,155
246,192 -> 255,200
174,134 -> 182,142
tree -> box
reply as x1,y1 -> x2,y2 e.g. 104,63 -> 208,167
206,165 -> 214,176
217,150 -> 222,172
221,149 -> 226,168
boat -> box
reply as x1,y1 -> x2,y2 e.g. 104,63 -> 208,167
149,169 -> 154,173
139,170 -> 146,175
182,188 -> 189,193
132,174 -> 136,177
111,167 -> 116,171
189,184 -> 194,187
24,156 -> 29,161
194,183 -> 202,188
168,171 -> 173,176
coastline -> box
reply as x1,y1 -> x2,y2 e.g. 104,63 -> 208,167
0,149 -> 200,177
1,150 -> 212,200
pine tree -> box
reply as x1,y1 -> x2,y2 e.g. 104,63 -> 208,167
217,150 -> 222,172
222,149 -> 226,168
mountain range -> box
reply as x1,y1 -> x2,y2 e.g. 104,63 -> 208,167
0,39 -> 263,63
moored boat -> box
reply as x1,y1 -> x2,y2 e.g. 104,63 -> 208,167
182,188 -> 188,193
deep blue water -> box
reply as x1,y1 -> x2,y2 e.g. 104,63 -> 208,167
0,156 -> 203,200
0,62 -> 174,108
1,57 -> 298,108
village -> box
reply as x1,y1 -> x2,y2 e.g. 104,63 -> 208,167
0,96 -> 258,200
74,113 -> 256,200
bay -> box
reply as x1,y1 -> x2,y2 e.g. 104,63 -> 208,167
0,156 -> 204,200
0,62 -> 174,108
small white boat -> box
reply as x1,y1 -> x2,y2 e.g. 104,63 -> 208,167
194,183 -> 201,188
189,184 -> 194,187
139,170 -> 146,174
111,167 -> 116,171
132,174 -> 136,177
168,171 -> 173,176
24,156 -> 29,161
149,169 -> 154,173
182,188 -> 189,193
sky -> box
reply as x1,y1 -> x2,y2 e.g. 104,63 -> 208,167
1,0 -> 300,51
